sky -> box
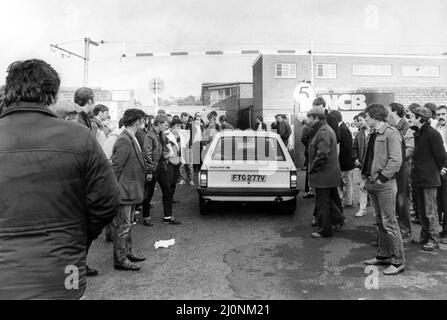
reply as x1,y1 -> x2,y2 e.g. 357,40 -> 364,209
1,0 -> 446,105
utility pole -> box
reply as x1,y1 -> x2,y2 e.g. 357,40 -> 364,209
50,38 -> 101,87
309,39 -> 314,85
155,77 -> 159,114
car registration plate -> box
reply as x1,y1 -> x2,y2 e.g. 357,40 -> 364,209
231,174 -> 266,183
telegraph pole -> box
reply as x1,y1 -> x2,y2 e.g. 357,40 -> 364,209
50,38 -> 101,87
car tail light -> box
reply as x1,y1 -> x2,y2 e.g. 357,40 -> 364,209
290,171 -> 297,188
200,170 -> 208,188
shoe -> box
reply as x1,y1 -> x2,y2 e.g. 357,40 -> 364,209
178,180 -> 186,185
86,265 -> 99,277
342,204 -> 353,209
311,219 -> 319,227
440,238 -> 447,245
163,217 -> 181,225
411,239 -> 428,245
173,200 -> 180,204
143,218 -> 154,227
333,220 -> 345,232
355,210 -> 367,217
303,193 -> 315,199
364,257 -> 391,266
114,260 -> 141,271
383,264 -> 405,275
422,241 -> 439,251
311,232 -> 323,238
189,181 -> 195,186
370,241 -> 378,247
126,254 -> 146,262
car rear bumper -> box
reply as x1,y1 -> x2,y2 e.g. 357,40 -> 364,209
198,187 -> 299,197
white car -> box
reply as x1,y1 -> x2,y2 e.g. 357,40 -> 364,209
197,130 -> 299,215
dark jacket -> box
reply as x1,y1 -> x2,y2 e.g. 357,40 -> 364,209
325,110 -> 341,143
352,128 -> 369,165
339,122 -> 356,171
412,123 -> 447,187
308,120 -> 342,188
301,125 -> 311,160
278,121 -> 292,145
78,110 -> 93,130
0,102 -> 120,299
143,127 -> 168,174
135,127 -> 147,150
112,130 -> 146,204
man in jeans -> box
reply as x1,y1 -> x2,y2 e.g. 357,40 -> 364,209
363,104 -> 405,276
408,106 -> 447,251
143,115 -> 181,225
111,109 -> 147,271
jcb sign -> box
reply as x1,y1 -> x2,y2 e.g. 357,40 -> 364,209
319,92 -> 395,111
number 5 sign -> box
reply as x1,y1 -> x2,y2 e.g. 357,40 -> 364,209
293,82 -> 315,116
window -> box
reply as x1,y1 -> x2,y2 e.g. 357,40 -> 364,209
352,64 -> 392,76
401,65 -> 440,77
210,90 -> 218,105
212,136 -> 286,161
276,63 -> 297,78
316,64 -> 337,79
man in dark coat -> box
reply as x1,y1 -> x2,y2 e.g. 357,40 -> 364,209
408,106 -> 447,251
330,110 -> 356,207
0,59 -> 120,299
312,97 -> 341,144
307,107 -> 345,238
276,114 -> 292,147
111,108 -> 147,271
435,105 -> 447,244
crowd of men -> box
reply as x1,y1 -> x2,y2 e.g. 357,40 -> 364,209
0,58 -> 446,299
302,97 -> 447,276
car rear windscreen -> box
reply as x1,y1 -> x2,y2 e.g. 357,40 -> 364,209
211,136 -> 286,161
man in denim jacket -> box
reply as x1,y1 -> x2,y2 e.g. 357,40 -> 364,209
362,104 -> 405,276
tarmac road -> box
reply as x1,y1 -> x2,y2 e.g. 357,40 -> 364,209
85,170 -> 447,300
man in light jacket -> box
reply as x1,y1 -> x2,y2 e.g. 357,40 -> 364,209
363,104 -> 405,276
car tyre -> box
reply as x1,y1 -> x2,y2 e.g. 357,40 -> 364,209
282,197 -> 297,214
199,196 -> 211,215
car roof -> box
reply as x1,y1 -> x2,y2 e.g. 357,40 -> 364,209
216,129 -> 280,138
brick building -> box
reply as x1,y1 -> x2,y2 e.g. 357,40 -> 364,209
201,82 -> 253,128
252,52 -> 447,129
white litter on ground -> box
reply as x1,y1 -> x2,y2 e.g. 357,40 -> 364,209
154,239 -> 176,249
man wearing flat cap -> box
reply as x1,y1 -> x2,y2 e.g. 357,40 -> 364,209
408,106 -> 447,251
306,106 -> 345,239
